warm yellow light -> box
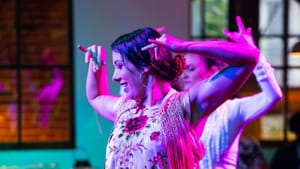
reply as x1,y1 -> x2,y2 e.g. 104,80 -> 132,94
290,52 -> 300,57
290,41 -> 300,57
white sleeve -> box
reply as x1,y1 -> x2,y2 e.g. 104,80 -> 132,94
238,53 -> 282,122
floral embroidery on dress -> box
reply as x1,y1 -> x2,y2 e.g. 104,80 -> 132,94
150,131 -> 161,141
105,97 -> 168,169
123,115 -> 149,134
149,152 -> 168,168
104,90 -> 200,169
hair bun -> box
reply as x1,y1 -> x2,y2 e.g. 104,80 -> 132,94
173,54 -> 186,79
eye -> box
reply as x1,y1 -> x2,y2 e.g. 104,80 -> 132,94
187,65 -> 195,72
114,61 -> 123,69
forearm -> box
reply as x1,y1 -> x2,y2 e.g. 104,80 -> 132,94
86,62 -> 109,101
186,40 -> 259,66
82,44 -> 109,101
96,61 -> 109,95
254,53 -> 282,103
240,54 -> 283,121
86,62 -> 99,101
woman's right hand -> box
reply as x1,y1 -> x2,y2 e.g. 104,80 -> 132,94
78,44 -> 107,72
142,33 -> 191,53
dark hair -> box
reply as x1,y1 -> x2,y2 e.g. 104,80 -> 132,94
289,110 -> 300,134
238,138 -> 268,169
111,27 -> 185,82
204,57 -> 226,71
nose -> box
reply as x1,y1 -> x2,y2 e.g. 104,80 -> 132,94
112,70 -> 120,82
181,71 -> 188,79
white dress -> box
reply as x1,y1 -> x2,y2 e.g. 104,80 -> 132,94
105,89 -> 200,169
199,99 -> 246,169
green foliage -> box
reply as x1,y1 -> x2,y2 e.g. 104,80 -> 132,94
205,0 -> 228,36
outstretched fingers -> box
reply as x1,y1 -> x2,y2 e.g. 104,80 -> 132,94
223,28 -> 239,42
236,16 -> 246,33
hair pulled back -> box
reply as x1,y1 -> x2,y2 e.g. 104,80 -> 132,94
111,27 -> 185,82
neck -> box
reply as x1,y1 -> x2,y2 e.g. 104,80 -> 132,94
144,77 -> 172,106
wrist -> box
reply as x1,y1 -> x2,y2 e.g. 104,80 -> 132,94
254,53 -> 274,81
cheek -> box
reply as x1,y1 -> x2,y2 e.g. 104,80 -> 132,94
131,76 -> 142,87
190,70 -> 203,81
126,72 -> 141,88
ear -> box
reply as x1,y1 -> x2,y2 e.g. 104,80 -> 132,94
210,66 -> 219,74
142,66 -> 150,73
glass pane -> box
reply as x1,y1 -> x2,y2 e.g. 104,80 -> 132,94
287,88 -> 300,140
205,0 -> 228,36
260,37 -> 283,66
261,114 -> 284,141
289,0 -> 300,34
0,0 -> 73,149
21,69 -> 71,143
0,1 -> 17,65
274,69 -> 283,87
191,0 -> 202,37
288,38 -> 300,65
20,0 -> 70,65
259,0 -> 283,35
288,69 -> 300,87
0,69 -> 18,143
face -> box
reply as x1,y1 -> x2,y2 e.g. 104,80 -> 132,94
112,51 -> 146,100
180,53 -> 214,90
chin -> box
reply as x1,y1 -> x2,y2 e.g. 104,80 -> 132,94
125,93 -> 136,100
125,94 -> 133,99
183,85 -> 191,90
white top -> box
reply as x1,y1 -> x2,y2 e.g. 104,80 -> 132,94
199,98 -> 248,169
198,54 -> 282,169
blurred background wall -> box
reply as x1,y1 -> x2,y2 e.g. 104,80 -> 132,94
0,0 -> 189,168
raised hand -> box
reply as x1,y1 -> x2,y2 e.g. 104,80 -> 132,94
142,33 -> 190,53
78,44 -> 107,72
223,16 -> 257,49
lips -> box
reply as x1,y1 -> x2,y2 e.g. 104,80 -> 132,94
120,82 -> 128,93
183,80 -> 190,85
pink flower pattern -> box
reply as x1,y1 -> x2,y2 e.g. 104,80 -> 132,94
123,115 -> 149,134
150,131 -> 161,141
105,101 -> 168,169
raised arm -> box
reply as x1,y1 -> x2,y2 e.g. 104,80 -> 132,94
146,21 -> 259,118
79,45 -> 119,122
188,39 -> 259,117
236,54 -> 282,122
223,16 -> 282,121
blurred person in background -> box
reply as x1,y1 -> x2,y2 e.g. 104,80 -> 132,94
180,16 -> 282,169
270,110 -> 300,169
238,138 -> 269,169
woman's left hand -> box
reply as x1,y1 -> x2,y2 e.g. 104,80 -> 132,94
223,16 -> 257,49
78,44 -> 107,72
142,33 -> 190,53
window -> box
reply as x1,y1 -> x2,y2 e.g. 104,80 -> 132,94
190,0 -> 300,145
0,0 -> 74,149
259,0 -> 300,142
190,0 -> 228,40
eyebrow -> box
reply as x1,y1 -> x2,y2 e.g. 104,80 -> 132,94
187,64 -> 195,68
